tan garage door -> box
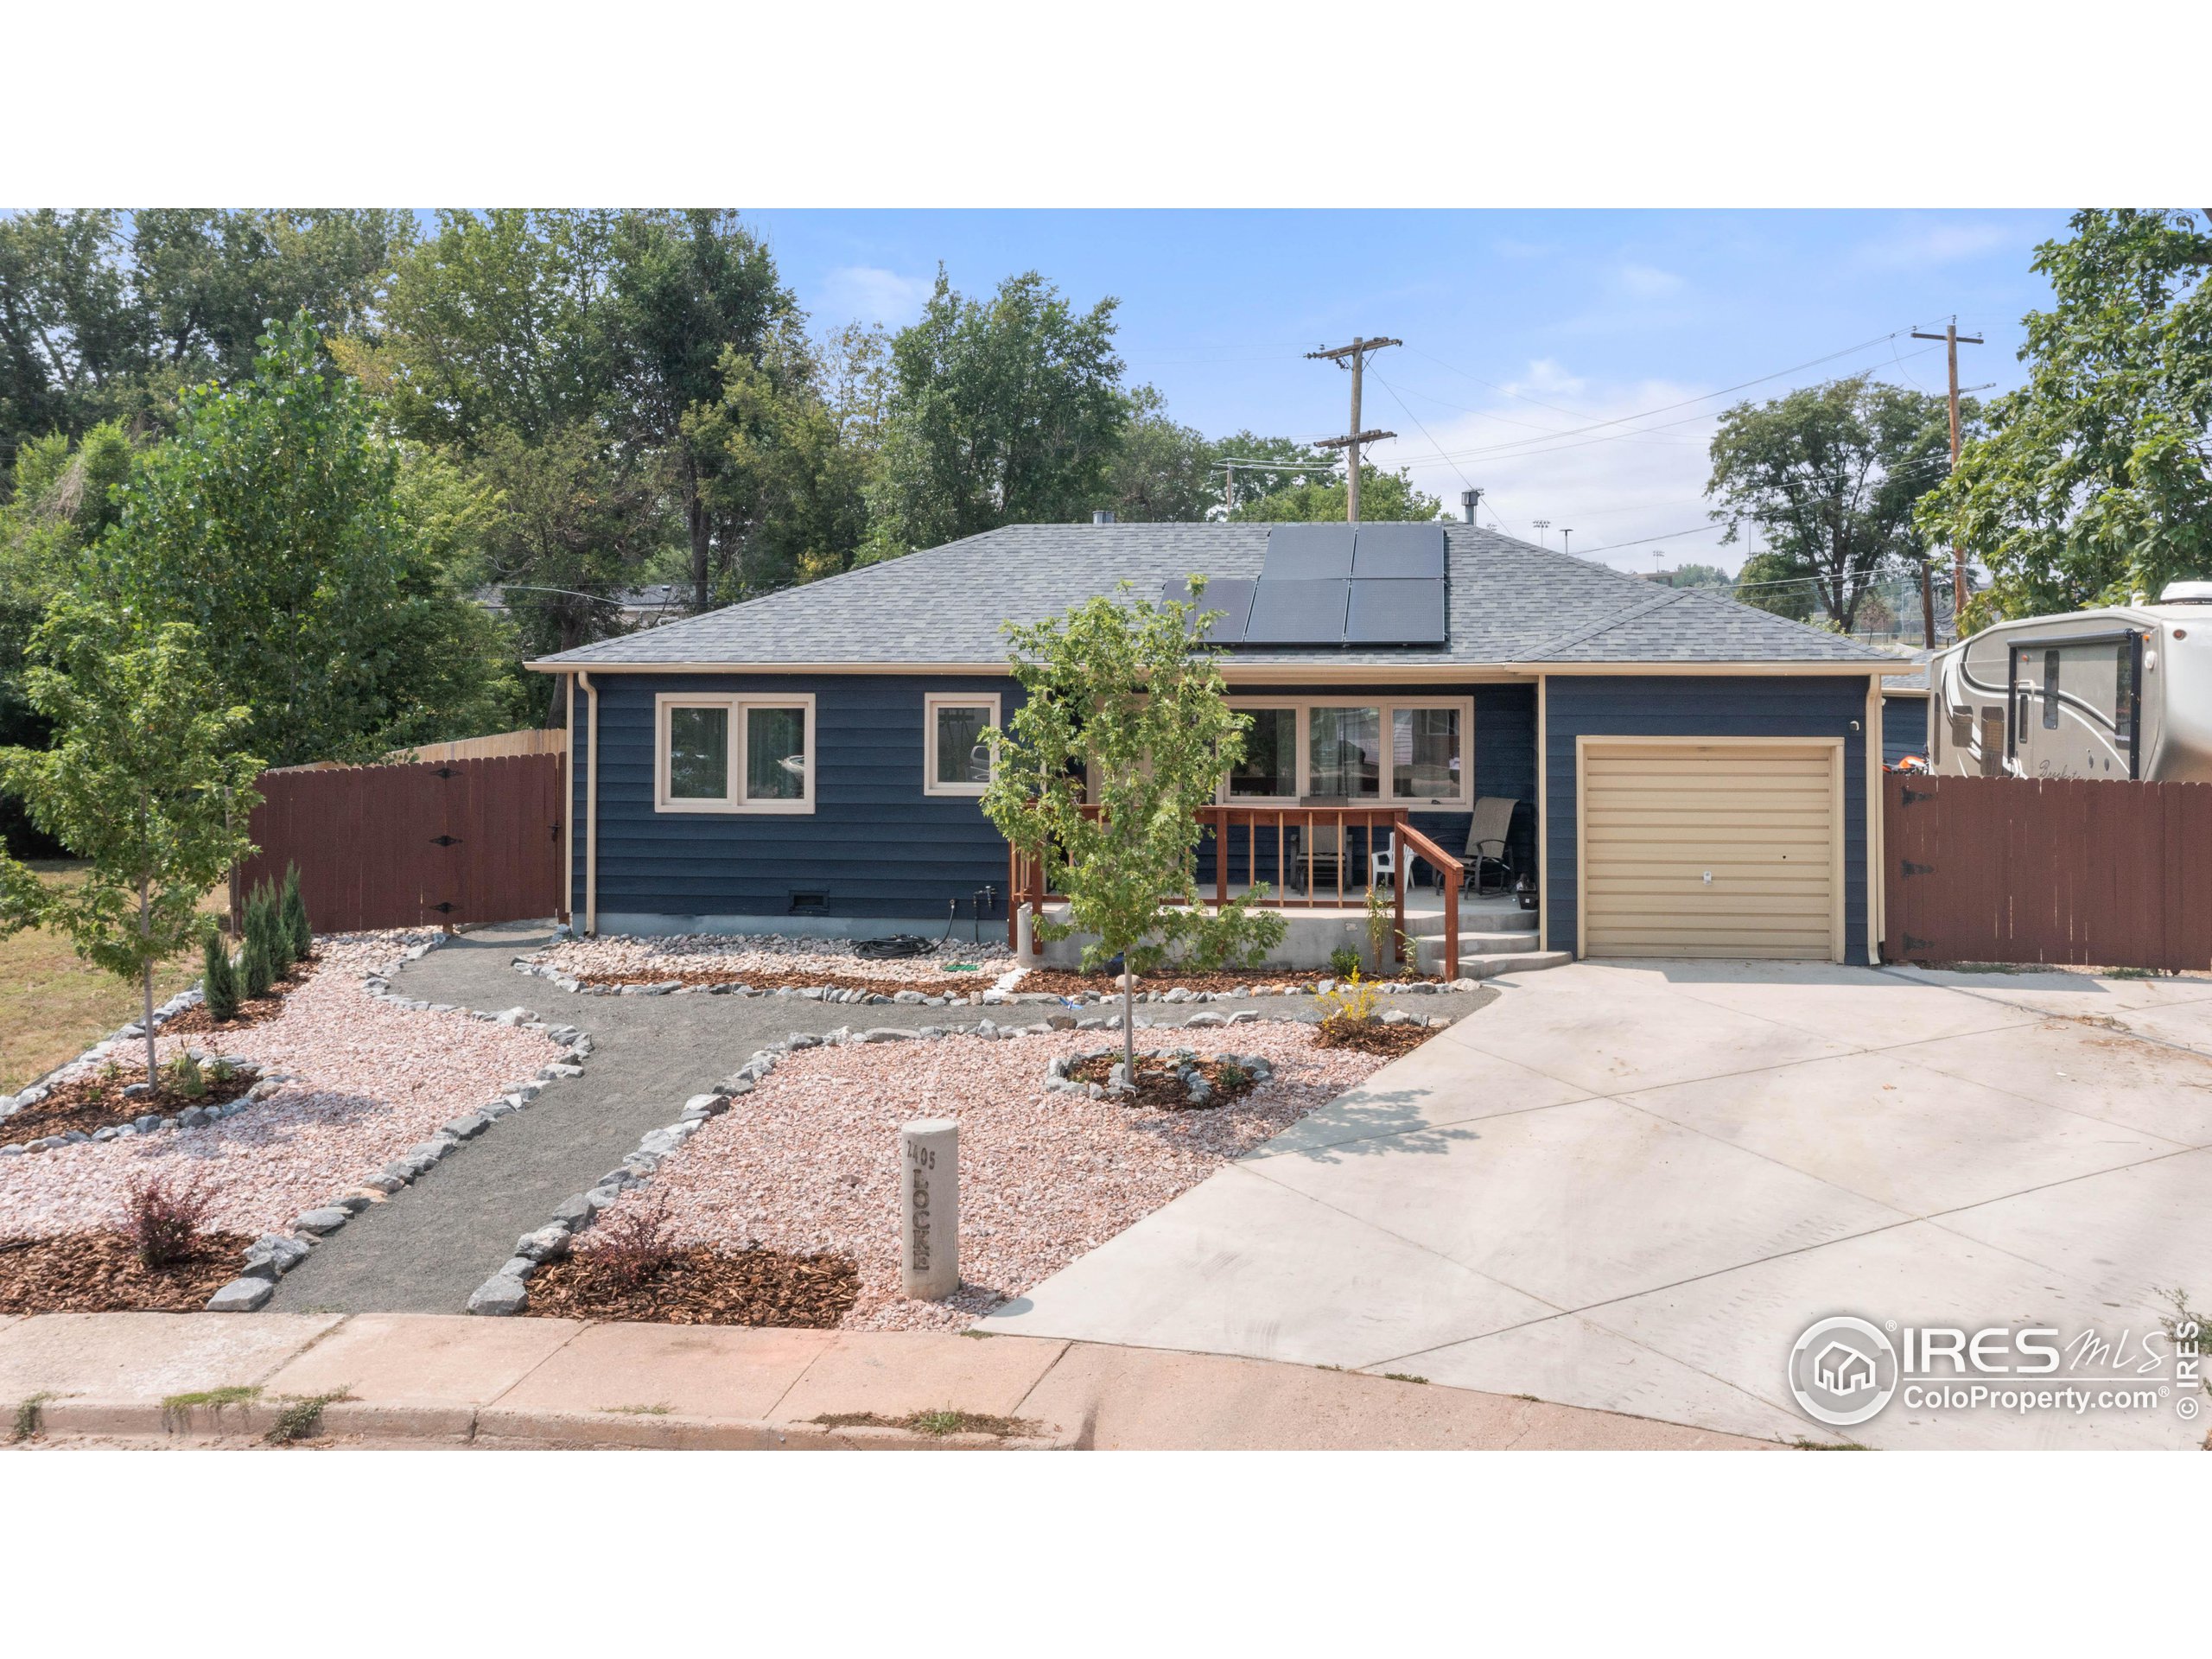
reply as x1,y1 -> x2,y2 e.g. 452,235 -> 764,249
1579,739 -> 1843,961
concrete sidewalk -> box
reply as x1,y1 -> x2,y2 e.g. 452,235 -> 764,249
0,1311 -> 1771,1451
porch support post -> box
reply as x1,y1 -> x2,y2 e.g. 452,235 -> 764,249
1536,674 -> 1550,955
1866,671 -> 1884,964
1393,810 -> 1407,966
1444,866 -> 1459,981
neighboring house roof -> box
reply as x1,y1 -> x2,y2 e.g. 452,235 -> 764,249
529,523 -> 1901,671
1880,648 -> 1935,694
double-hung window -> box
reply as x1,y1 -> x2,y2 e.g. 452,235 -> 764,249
1221,696 -> 1471,807
655,692 -> 815,814
924,693 -> 1001,798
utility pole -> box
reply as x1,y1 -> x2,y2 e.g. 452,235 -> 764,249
1307,336 -> 1401,522
1911,318 -> 1984,641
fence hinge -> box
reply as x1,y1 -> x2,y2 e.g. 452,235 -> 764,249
1901,861 -> 1936,877
429,900 -> 457,914
1901,786 -> 1937,805
429,834 -> 461,847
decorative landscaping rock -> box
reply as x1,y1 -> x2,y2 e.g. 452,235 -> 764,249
244,1234 -> 314,1274
442,1113 -> 490,1140
207,1277 -> 275,1313
292,1207 -> 351,1235
515,1225 -> 571,1262
467,1274 -> 529,1316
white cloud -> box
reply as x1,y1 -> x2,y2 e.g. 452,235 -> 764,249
1374,365 -> 1739,575
1616,262 -> 1685,297
818,264 -> 933,325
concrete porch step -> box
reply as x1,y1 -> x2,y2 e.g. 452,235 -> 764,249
1438,948 -> 1574,980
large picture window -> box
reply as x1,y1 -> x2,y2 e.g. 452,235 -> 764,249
1220,696 -> 1471,807
655,693 -> 816,814
924,693 -> 1001,797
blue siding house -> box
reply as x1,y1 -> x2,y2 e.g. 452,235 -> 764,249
534,521 -> 1910,968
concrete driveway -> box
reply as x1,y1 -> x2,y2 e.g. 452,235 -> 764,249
982,960 -> 2212,1448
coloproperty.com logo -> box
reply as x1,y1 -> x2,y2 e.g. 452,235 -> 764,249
1786,1313 -> 2204,1428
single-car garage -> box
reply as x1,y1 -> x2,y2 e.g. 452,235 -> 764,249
1576,736 -> 1844,961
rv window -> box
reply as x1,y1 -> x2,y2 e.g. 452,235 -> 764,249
2114,640 -> 2136,753
2042,650 -> 2061,729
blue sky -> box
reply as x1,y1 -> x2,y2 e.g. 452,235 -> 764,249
746,209 -> 2074,574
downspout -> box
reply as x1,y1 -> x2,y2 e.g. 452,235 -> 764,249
578,670 -> 601,937
563,673 -> 576,927
1535,674 -> 1550,954
1865,671 -> 1883,966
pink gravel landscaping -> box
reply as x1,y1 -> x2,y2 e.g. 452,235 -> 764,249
529,932 -> 1016,988
584,1023 -> 1394,1332
0,934 -> 558,1241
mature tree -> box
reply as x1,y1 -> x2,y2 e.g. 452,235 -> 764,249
92,315 -> 502,765
1232,461 -> 1441,524
0,421 -> 136,853
129,210 -> 413,386
1918,210 -> 2212,626
1656,561 -> 1734,590
473,423 -> 668,670
609,210 -> 804,607
982,581 -> 1286,1071
1706,375 -> 1958,634
0,212 -> 145,479
0,600 -> 259,1085
867,270 -> 1130,556
683,342 -> 872,597
1732,550 -> 1817,621
1105,388 -> 1219,522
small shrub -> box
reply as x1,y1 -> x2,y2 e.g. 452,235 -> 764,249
209,1056 -> 235,1084
201,929 -> 239,1020
265,1389 -> 351,1445
1327,944 -> 1362,980
167,1050 -> 207,1099
1216,1061 -> 1253,1090
1313,968 -> 1380,1026
241,931 -> 273,1001
123,1171 -> 214,1268
281,862 -> 311,961
590,1196 -> 677,1293
254,881 -> 294,977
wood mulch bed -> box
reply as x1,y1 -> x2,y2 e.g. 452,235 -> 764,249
5,1061 -> 261,1139
0,1230 -> 252,1314
156,956 -> 318,1037
1066,1052 -> 1263,1111
524,1244 -> 861,1326
1313,1017 -> 1440,1058
583,967 -> 992,998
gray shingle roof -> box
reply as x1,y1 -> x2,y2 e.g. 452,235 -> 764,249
531,523 -> 1895,670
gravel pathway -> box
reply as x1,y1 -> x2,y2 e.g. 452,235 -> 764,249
267,920 -> 1498,1314
598,1026 -> 1393,1332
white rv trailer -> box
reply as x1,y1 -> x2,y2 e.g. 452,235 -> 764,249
1926,582 -> 2212,782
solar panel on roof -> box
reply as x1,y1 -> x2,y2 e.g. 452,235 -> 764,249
1351,522 -> 1446,579
1161,577 -> 1257,645
1261,523 -> 1356,581
1344,577 -> 1447,645
1243,578 -> 1351,644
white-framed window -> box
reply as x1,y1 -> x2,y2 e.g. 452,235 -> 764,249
654,692 -> 816,814
1220,696 -> 1473,808
923,692 -> 1001,798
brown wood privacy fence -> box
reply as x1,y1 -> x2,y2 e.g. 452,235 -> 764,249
238,753 -> 565,933
1883,772 -> 2212,970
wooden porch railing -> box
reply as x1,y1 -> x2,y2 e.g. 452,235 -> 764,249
1005,804 -> 1463,973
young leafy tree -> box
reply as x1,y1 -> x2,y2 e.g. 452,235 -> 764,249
0,599 -> 259,1086
1706,374 -> 1959,633
1232,461 -> 1442,524
982,580 -> 1286,1071
1917,209 -> 2212,626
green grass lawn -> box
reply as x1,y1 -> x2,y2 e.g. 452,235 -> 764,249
0,861 -> 219,1094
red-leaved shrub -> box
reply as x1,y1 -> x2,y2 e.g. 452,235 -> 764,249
123,1173 -> 214,1268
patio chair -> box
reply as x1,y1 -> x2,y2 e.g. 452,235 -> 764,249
1293,823 -> 1351,893
1463,796 -> 1521,897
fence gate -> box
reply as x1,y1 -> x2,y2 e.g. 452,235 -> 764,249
1884,772 -> 2212,970
239,753 -> 565,933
